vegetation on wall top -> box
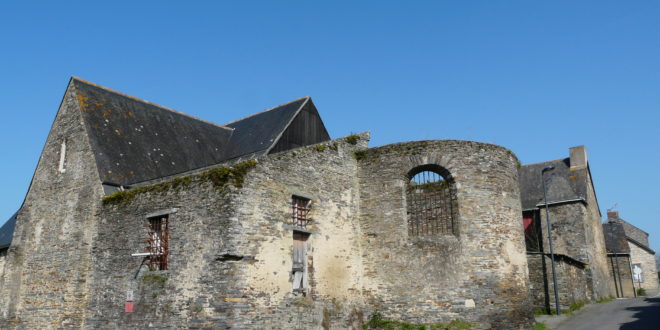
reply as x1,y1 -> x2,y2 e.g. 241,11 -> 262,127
102,160 -> 257,205
346,134 -> 361,145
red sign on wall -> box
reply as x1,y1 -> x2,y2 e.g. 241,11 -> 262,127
125,301 -> 134,313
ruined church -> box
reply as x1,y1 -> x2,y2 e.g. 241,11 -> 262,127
0,78 -> 536,329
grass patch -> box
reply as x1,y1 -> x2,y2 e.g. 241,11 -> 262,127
291,297 -> 314,309
596,297 -> 613,304
315,145 -> 327,152
637,288 -> 647,296
102,160 -> 257,205
532,309 -> 555,316
569,301 -> 586,312
530,322 -> 546,330
362,312 -> 472,330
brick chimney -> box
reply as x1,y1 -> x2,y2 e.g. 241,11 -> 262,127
607,210 -> 620,222
569,145 -> 588,170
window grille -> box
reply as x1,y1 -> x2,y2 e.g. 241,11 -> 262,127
406,168 -> 456,236
147,215 -> 169,270
292,196 -> 311,228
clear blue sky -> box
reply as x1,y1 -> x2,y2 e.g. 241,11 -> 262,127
1,2 -> 658,249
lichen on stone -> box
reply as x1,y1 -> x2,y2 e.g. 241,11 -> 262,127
141,273 -> 168,289
353,150 -> 368,161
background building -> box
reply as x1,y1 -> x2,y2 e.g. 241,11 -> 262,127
604,211 -> 658,293
518,146 -> 614,312
603,219 -> 636,298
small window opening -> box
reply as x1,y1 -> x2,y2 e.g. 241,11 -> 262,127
292,196 -> 312,228
58,140 -> 67,174
292,231 -> 309,295
406,167 -> 457,236
147,215 -> 169,270
632,264 -> 644,283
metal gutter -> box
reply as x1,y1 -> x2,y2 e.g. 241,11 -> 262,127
534,197 -> 586,208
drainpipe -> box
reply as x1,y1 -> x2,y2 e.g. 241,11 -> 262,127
542,165 -> 561,315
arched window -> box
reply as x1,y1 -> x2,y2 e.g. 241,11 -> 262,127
406,165 -> 457,236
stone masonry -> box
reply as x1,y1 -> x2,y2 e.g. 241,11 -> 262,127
519,146 -> 614,313
605,211 -> 658,291
629,243 -> 658,291
0,85 -> 104,328
356,141 -> 533,328
0,79 -> 536,329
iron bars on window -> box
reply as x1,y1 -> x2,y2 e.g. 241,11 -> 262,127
292,196 -> 312,228
406,170 -> 456,236
147,216 -> 169,270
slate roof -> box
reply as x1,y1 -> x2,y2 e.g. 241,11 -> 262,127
223,97 -> 310,160
0,212 -> 16,249
74,78 -> 234,185
603,221 -> 631,254
72,78 -> 324,186
606,212 -> 654,254
518,158 -> 589,210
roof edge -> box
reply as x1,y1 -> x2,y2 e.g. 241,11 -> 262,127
0,212 -> 18,249
71,76 -> 233,132
264,97 -> 311,154
224,96 -> 310,126
609,215 -> 651,237
627,237 -> 655,255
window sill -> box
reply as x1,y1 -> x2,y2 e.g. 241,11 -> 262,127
283,224 -> 317,235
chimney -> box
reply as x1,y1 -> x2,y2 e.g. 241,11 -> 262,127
607,210 -> 619,222
569,145 -> 588,170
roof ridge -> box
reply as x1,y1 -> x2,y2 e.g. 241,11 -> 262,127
224,96 -> 309,125
71,77 -> 233,132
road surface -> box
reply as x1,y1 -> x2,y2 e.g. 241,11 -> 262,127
539,291 -> 660,330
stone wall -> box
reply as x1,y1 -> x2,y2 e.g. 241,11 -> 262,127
0,82 -> 105,328
78,136 -> 534,329
581,171 -> 615,300
1,131 -> 536,329
85,166 -> 243,328
526,254 -> 590,312
0,249 -> 6,286
535,187 -> 614,303
607,254 -> 635,298
629,243 -> 659,291
357,140 -> 533,329
539,203 -> 590,261
82,134 -> 370,329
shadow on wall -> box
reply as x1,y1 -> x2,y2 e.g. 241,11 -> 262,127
620,297 -> 660,330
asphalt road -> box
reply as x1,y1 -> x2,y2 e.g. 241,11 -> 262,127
541,291 -> 660,330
